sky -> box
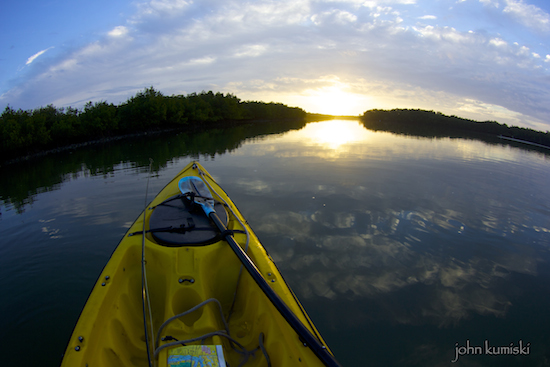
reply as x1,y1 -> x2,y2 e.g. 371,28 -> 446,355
1,0 -> 549,130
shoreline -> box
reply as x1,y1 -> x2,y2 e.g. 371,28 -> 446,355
0,127 -> 181,167
0,89 -> 308,166
0,117 -> 309,167
4,108 -> 550,166
498,135 -> 550,150
361,109 -> 550,152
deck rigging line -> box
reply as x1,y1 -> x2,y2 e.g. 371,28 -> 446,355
153,298 -> 271,366
142,158 -> 155,367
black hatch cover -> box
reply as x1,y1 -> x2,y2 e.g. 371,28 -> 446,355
148,194 -> 228,246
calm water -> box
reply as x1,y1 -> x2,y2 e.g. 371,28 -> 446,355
1,119 -> 550,366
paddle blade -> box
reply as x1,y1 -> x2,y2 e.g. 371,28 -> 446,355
178,176 -> 215,215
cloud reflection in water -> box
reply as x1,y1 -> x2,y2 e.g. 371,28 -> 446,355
230,122 -> 550,331
257,207 -> 532,327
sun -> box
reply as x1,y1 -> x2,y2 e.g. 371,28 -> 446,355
298,81 -> 370,116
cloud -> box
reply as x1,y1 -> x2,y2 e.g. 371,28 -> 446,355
25,47 -> 54,65
311,9 -> 358,25
1,0 -> 549,130
489,37 -> 507,47
479,0 -> 500,7
362,0 -> 416,5
503,0 -> 550,32
134,0 -> 192,19
108,26 -> 129,37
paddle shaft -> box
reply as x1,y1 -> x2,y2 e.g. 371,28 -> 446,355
208,212 -> 342,367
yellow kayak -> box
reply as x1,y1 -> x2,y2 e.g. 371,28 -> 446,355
61,161 -> 340,367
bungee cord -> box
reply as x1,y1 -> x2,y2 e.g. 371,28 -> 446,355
153,297 -> 271,366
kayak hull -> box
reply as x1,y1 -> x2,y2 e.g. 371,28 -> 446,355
61,161 -> 337,366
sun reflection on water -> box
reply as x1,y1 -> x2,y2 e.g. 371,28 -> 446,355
297,119 -> 374,150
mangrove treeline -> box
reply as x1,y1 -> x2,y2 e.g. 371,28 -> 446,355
362,109 -> 550,147
0,88 -> 306,162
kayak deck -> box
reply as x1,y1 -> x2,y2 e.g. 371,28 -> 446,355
61,161 -> 337,366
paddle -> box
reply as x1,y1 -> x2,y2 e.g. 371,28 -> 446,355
178,176 -> 341,367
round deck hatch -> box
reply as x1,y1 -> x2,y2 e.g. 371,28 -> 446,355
148,194 -> 228,246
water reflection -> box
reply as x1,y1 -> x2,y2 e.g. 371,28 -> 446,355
298,120 -> 374,150
2,118 -> 550,366
256,205 -> 539,329
228,125 -> 550,338
0,119 -> 306,213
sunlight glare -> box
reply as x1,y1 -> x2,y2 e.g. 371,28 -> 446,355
306,86 -> 366,116
296,78 -> 371,116
299,120 -> 373,150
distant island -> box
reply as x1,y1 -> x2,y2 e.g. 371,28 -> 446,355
361,109 -> 550,149
0,88 -> 306,163
2,89 -> 550,164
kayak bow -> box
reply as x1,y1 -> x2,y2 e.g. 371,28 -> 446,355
61,161 -> 341,367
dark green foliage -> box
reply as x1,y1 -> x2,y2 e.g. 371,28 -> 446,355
50,107 -> 80,143
118,87 -> 167,130
185,92 -> 216,123
0,106 -> 51,153
81,101 -> 119,136
0,87 -> 306,162
242,101 -> 306,120
362,109 -> 550,147
164,95 -> 189,125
